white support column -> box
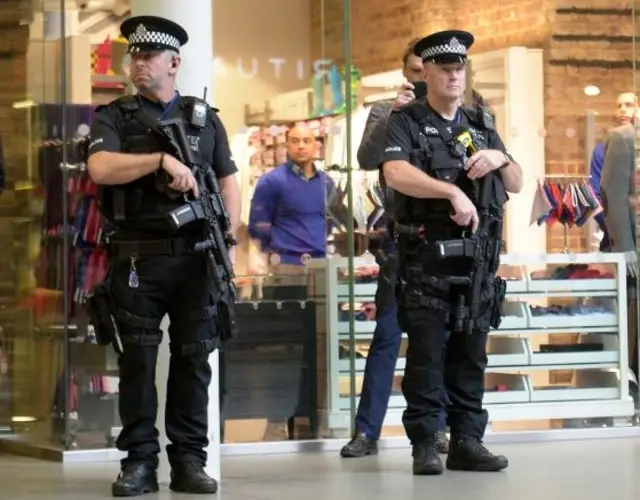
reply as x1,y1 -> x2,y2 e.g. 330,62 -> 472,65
130,0 -> 218,485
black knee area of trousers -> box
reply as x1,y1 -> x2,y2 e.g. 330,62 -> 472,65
116,313 -> 164,468
165,307 -> 217,467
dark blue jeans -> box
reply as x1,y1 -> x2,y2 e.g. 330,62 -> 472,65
354,236 -> 447,439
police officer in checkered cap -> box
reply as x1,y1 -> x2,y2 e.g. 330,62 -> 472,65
87,14 -> 240,498
120,15 -> 188,54
380,30 -> 524,476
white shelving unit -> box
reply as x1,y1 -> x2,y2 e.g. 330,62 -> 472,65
308,252 -> 635,431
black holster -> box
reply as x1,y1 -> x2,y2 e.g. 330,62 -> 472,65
85,281 -> 123,354
217,283 -> 238,343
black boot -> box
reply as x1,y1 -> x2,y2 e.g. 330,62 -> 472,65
111,463 -> 158,497
446,435 -> 508,472
412,436 -> 443,475
436,431 -> 450,454
170,462 -> 218,494
340,432 -> 378,458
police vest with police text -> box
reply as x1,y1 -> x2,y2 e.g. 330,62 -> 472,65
391,101 -> 507,229
95,95 -> 215,231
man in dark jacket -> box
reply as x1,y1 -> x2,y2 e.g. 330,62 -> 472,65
340,39 -> 450,458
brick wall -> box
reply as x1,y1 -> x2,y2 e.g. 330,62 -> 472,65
310,0 -> 636,253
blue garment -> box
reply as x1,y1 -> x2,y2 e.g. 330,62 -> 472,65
589,143 -> 610,249
248,162 -> 333,265
355,234 -> 447,439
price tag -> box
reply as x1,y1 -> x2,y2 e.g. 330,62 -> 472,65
567,252 -> 577,263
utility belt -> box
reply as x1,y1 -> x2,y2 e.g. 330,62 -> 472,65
105,237 -> 196,258
395,222 -> 502,263
400,266 -> 505,334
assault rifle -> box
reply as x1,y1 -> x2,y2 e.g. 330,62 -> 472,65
156,117 -> 238,341
461,174 -> 503,334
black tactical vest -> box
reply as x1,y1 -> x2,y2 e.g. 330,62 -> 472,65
391,101 -> 507,231
97,95 -> 215,233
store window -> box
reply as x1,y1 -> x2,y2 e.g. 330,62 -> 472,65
328,2 -> 639,440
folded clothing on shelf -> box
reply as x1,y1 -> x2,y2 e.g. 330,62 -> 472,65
351,265 -> 379,284
530,304 -> 612,317
338,344 -> 366,359
530,264 -> 614,281
339,302 -> 376,321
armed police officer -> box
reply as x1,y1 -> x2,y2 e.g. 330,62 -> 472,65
382,30 -> 523,476
86,16 -> 241,497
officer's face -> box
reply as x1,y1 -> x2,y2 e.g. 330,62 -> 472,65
130,51 -> 178,92
424,62 -> 466,101
287,125 -> 317,165
402,54 -> 424,82
616,92 -> 637,125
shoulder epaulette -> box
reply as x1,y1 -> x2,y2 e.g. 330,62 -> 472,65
112,95 -> 140,112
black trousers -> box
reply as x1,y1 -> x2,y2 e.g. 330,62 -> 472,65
397,257 -> 490,444
110,252 -> 218,469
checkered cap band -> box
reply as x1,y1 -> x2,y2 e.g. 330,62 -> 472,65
421,37 -> 467,60
127,23 -> 180,50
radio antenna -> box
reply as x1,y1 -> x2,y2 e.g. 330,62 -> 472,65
203,87 -> 208,102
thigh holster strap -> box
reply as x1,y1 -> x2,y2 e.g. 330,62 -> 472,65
116,309 -> 162,330
172,305 -> 217,325
405,267 -> 452,292
122,333 -> 162,347
173,339 -> 218,356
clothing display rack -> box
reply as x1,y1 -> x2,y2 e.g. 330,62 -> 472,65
32,104 -> 119,449
309,253 -> 635,432
531,174 -> 599,253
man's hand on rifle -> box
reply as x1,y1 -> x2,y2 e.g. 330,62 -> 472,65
449,187 -> 479,233
465,149 -> 505,180
162,155 -> 199,198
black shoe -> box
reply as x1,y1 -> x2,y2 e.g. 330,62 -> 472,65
111,463 -> 159,497
412,436 -> 443,475
446,435 -> 508,472
340,432 -> 378,458
436,431 -> 450,454
170,462 -> 218,494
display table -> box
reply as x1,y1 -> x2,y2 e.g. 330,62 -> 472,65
308,252 -> 635,432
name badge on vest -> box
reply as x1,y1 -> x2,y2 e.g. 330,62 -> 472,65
424,126 -> 439,136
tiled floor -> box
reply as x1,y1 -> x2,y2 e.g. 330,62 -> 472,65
2,438 -> 640,499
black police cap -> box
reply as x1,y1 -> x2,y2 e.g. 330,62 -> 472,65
414,30 -> 474,64
120,15 -> 189,54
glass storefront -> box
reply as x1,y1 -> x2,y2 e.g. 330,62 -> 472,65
0,0 -> 639,460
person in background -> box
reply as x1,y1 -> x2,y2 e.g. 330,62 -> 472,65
589,92 -> 637,251
248,123 -> 334,285
340,38 -> 450,459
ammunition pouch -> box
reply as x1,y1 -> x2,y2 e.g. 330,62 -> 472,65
429,150 -> 463,184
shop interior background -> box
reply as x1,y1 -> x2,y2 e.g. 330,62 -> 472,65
0,0 -> 638,458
